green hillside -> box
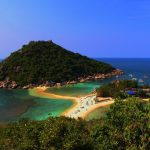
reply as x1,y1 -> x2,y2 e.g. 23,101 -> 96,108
0,41 -> 114,86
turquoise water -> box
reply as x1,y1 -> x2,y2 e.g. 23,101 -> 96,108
0,89 -> 35,122
0,89 -> 73,123
47,77 -> 119,97
18,97 -> 72,121
47,82 -> 100,97
0,58 -> 150,122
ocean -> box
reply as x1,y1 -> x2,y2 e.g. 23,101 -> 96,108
100,58 -> 150,85
0,58 -> 150,122
86,58 -> 150,120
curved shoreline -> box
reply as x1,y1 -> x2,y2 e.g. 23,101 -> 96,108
82,100 -> 114,119
28,87 -> 80,117
29,87 -> 77,100
28,87 -> 115,119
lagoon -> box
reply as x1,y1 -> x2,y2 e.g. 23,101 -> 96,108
0,58 -> 150,122
0,89 -> 73,123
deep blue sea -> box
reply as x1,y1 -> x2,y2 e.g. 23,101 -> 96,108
99,58 -> 150,85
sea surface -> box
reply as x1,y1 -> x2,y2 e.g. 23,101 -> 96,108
0,58 -> 150,122
100,58 -> 150,85
86,58 -> 150,120
0,89 -> 73,123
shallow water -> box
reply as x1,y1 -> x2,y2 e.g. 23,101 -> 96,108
0,89 -> 73,123
18,97 -> 73,121
0,58 -> 150,122
0,89 -> 35,122
47,82 -> 100,97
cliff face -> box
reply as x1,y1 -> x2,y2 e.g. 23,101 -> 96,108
0,40 -> 116,88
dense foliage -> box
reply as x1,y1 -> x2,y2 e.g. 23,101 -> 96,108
96,80 -> 150,98
0,98 -> 149,150
0,41 -> 114,86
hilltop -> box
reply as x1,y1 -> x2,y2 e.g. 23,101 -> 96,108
0,40 -> 122,88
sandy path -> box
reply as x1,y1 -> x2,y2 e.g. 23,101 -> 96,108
28,87 -> 115,119
29,87 -> 80,117
32,87 -> 77,100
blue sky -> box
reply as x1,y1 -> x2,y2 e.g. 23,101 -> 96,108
0,0 -> 150,58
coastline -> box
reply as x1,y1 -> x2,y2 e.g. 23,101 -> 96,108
82,100 -> 114,119
0,69 -> 123,89
61,98 -> 80,117
29,87 -> 115,119
29,87 -> 78,101
28,87 -> 81,118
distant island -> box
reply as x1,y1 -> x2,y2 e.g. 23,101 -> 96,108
0,40 -> 123,89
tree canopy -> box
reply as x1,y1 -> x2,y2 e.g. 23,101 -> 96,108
0,98 -> 149,150
96,80 -> 150,99
0,41 -> 114,86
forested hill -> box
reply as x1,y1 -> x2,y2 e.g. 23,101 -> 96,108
0,41 -> 114,86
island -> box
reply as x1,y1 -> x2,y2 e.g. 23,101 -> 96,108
2,41 -> 149,149
0,40 -> 123,89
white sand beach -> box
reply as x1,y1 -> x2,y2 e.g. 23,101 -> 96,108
31,87 -> 114,119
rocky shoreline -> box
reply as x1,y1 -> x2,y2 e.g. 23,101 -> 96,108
0,69 -> 123,89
